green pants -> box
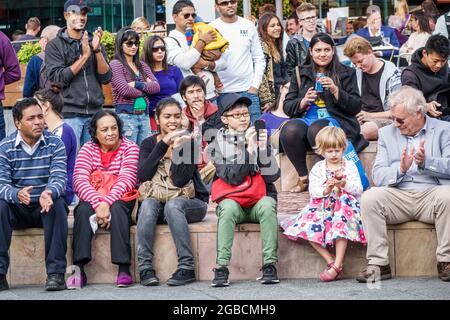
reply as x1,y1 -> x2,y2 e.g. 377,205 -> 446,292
215,196 -> 278,266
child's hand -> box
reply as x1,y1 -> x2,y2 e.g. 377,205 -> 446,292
324,179 -> 335,195
336,178 -> 346,189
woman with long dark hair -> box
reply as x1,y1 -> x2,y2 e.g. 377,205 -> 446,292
400,11 -> 432,58
110,27 -> 160,145
258,12 -> 287,112
280,32 -> 367,193
143,35 -> 183,131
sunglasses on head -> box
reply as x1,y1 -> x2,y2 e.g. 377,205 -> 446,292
152,46 -> 166,53
124,40 -> 140,48
218,0 -> 238,6
182,13 -> 197,19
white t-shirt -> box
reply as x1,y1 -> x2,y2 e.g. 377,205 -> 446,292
210,16 -> 266,93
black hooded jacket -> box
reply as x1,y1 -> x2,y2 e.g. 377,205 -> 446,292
402,48 -> 450,115
45,27 -> 112,117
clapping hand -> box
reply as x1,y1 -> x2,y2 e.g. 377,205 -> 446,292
414,140 -> 426,168
400,146 -> 415,173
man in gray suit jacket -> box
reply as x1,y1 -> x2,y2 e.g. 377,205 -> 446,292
357,86 -> 450,283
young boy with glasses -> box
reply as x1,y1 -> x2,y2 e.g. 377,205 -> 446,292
285,3 -> 326,78
207,93 -> 280,287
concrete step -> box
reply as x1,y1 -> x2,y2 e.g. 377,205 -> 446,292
7,192 -> 438,286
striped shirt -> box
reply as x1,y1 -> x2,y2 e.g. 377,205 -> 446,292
0,130 -> 67,204
73,138 -> 139,210
110,59 -> 160,109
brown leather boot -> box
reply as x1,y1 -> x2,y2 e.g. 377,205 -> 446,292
356,264 -> 392,283
437,262 -> 450,281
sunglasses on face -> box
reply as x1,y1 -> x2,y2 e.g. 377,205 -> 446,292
124,40 -> 140,48
218,0 -> 238,6
152,46 -> 166,53
182,13 -> 197,19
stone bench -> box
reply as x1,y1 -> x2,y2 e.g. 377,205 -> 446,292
7,192 -> 438,286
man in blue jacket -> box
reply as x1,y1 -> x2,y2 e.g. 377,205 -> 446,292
356,5 -> 399,60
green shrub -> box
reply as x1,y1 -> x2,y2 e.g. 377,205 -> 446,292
16,42 -> 42,64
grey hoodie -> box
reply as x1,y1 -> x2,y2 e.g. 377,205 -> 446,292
45,27 -> 112,116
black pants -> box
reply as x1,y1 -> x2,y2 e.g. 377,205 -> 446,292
279,119 -> 329,176
0,198 -> 68,275
72,200 -> 134,266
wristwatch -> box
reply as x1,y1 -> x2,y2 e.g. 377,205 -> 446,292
93,48 -> 101,53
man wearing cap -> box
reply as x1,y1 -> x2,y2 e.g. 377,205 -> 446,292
356,5 -> 400,60
45,0 -> 112,148
207,93 -> 280,287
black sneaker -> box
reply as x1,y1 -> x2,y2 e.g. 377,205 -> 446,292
211,266 -> 230,287
258,263 -> 280,285
166,268 -> 196,286
140,269 -> 160,286
0,274 -> 9,291
45,273 -> 67,291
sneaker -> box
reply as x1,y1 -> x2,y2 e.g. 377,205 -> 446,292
356,264 -> 392,283
0,274 -> 9,291
211,266 -> 230,287
258,263 -> 280,285
45,273 -> 67,291
116,272 -> 133,288
140,269 -> 159,286
166,268 -> 196,286
66,272 -> 87,290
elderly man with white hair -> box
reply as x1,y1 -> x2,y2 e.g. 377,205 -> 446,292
357,86 -> 450,283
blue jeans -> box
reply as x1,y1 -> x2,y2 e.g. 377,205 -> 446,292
65,116 -> 92,149
218,92 -> 261,125
0,103 -> 5,141
117,113 -> 150,146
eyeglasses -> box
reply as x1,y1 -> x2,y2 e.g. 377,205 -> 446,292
225,112 -> 250,119
300,16 -> 317,22
152,46 -> 166,53
218,0 -> 238,7
182,13 -> 197,19
124,40 -> 140,48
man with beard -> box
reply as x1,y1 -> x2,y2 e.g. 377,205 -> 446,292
45,0 -> 112,148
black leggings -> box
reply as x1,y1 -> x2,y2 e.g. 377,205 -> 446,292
279,119 -> 329,176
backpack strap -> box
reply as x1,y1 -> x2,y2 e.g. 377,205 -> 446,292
167,36 -> 181,47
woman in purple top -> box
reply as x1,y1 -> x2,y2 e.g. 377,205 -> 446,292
35,85 -> 77,205
143,36 -> 184,120
110,27 -> 160,146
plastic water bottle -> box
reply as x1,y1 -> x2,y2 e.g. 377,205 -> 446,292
185,27 -> 193,46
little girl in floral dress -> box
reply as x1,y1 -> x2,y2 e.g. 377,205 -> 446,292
280,126 -> 366,282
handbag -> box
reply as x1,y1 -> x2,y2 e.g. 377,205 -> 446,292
211,172 -> 267,208
90,170 -> 140,201
138,158 -> 195,203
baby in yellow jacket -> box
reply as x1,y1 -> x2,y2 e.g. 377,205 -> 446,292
191,22 -> 229,93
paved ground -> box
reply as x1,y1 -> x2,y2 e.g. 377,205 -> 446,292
1,277 -> 449,300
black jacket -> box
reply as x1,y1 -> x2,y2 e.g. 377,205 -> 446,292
138,135 -> 209,203
208,134 -> 280,202
283,63 -> 369,153
401,48 -> 450,116
45,27 -> 112,116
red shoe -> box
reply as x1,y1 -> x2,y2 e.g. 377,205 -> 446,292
320,263 -> 343,282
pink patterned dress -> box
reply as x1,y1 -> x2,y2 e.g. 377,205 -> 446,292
280,159 -> 367,247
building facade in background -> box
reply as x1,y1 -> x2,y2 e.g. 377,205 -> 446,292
0,0 -> 165,38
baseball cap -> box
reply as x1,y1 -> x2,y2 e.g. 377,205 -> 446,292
219,93 -> 252,116
64,0 -> 92,13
